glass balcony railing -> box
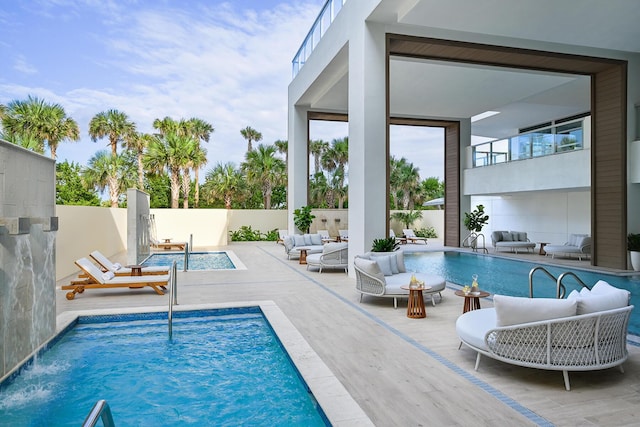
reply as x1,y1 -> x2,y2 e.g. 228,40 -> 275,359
292,0 -> 347,78
472,120 -> 584,168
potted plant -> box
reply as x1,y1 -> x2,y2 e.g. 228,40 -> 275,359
628,233 -> 640,271
463,204 -> 489,249
293,206 -> 315,234
371,237 -> 399,252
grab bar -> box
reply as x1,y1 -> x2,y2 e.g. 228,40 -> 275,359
529,267 -> 591,299
528,266 -> 559,298
183,242 -> 189,272
82,400 -> 115,427
168,261 -> 177,339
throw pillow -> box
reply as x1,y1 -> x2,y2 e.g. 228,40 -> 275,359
284,236 -> 295,251
303,234 -> 313,245
494,295 -> 577,327
501,232 -> 513,241
395,251 -> 406,273
113,262 -> 122,270
310,234 -> 322,245
375,256 -> 394,276
354,257 -> 385,283
293,235 -> 306,247
386,255 -> 400,274
575,280 -> 630,314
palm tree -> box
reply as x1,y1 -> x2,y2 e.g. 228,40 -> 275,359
185,117 -> 214,207
204,162 -> 244,209
1,96 -> 79,159
240,126 -> 262,153
274,139 -> 288,165
321,137 -> 349,207
242,144 -> 285,209
126,132 -> 156,189
145,133 -> 196,208
89,109 -> 136,157
309,139 -> 328,175
83,150 -> 136,208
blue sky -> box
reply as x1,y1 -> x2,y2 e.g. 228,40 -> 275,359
0,0 -> 443,181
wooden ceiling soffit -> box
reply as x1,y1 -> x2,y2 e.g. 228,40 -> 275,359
387,34 -> 625,75
308,112 -> 348,122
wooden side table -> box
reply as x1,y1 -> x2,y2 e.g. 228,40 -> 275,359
126,264 -> 143,276
538,242 -> 549,255
299,248 -> 308,265
401,286 -> 432,318
454,290 -> 490,313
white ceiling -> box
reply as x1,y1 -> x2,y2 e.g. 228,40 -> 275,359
298,0 -> 637,139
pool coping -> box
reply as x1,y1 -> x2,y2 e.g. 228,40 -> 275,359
55,300 -> 373,427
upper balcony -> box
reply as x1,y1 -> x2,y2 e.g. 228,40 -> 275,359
292,0 -> 348,78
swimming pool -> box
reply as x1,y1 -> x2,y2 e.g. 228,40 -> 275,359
143,251 -> 236,270
405,251 -> 640,336
0,307 -> 329,426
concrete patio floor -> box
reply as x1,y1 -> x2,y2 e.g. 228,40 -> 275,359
56,242 -> 640,427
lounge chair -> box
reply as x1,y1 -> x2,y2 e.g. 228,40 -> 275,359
317,229 -> 337,243
276,229 -> 288,245
403,229 -> 428,244
61,258 -> 170,300
89,250 -> 168,275
306,242 -> 348,273
390,229 -> 407,245
151,237 -> 186,250
338,229 -> 349,242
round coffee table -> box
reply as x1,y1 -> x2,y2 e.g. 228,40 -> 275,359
400,286 -> 432,318
454,289 -> 490,313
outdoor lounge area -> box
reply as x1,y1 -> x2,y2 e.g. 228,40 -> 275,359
54,241 -> 640,426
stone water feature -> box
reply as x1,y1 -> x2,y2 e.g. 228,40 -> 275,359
0,140 -> 57,379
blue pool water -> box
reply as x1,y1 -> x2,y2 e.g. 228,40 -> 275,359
0,308 -> 328,426
405,252 -> 640,336
143,251 -> 235,270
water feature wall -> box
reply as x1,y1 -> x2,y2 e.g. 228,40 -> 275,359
0,140 -> 57,379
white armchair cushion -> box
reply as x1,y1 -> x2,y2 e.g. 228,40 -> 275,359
494,295 -> 577,327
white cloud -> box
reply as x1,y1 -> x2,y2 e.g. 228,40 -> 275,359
14,55 -> 38,75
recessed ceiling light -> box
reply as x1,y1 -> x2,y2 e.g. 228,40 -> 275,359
471,111 -> 500,122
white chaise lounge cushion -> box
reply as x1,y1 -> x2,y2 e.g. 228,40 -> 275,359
493,295 -> 577,327
456,308 -> 496,351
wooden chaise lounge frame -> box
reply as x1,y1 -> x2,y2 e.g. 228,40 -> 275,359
151,237 -> 186,250
62,258 -> 169,300
89,250 -> 168,276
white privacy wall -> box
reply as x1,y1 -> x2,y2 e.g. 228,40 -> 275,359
473,191 -> 591,246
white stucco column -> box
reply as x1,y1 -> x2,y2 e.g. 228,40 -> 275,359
287,104 -> 309,234
459,117 -> 472,244
348,21 -> 387,269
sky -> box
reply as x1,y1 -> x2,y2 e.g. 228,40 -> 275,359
0,0 -> 444,182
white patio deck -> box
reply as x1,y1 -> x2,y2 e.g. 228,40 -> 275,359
56,242 -> 640,426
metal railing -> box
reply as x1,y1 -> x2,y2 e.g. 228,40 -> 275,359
528,266 -> 590,299
292,0 -> 347,77
168,261 -> 178,339
183,242 -> 189,272
82,400 -> 115,427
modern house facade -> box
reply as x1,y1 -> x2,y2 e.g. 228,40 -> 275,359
287,0 -> 640,270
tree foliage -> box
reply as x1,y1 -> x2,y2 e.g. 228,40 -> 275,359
56,161 -> 101,206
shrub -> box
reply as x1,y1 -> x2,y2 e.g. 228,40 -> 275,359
262,228 -> 279,242
230,225 -> 263,241
414,227 -> 437,238
371,237 -> 399,252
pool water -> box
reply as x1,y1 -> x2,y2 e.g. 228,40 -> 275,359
405,251 -> 640,336
143,251 -> 235,270
0,309 -> 328,426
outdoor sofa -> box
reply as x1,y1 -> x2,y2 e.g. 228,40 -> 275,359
544,234 -> 592,260
491,230 -> 536,253
283,233 -> 324,260
306,242 -> 348,273
354,252 -> 446,307
456,280 -> 633,390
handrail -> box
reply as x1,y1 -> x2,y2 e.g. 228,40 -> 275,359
462,232 -> 488,254
528,266 -> 559,298
529,267 -> 591,299
183,242 -> 189,272
557,271 -> 590,297
168,261 -> 177,339
82,400 -> 115,427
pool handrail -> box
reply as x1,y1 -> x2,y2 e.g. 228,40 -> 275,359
183,242 -> 189,272
529,267 -> 591,299
169,260 -> 177,339
82,400 -> 115,427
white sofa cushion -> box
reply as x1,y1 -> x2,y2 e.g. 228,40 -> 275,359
354,257 -> 386,283
375,255 -> 394,276
456,307 -> 496,351
293,235 -> 306,246
310,233 -> 323,245
366,251 -> 406,273
501,231 -> 513,241
494,295 -> 577,327
567,281 -> 629,314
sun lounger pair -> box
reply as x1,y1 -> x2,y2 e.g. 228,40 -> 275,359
151,237 -> 186,250
62,256 -> 170,300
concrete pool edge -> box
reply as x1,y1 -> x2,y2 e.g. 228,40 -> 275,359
54,300 -> 373,427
